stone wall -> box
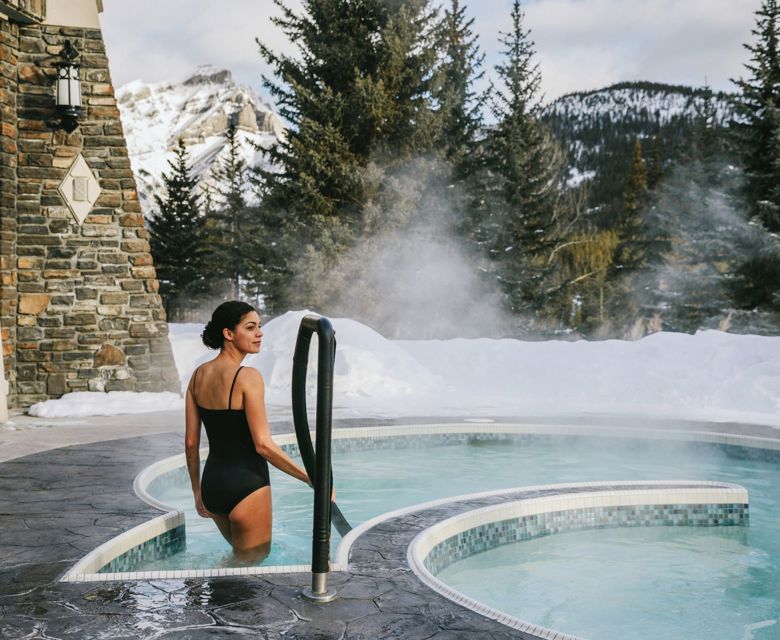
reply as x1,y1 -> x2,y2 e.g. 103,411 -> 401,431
2,20 -> 180,407
0,18 -> 19,402
1,0 -> 45,23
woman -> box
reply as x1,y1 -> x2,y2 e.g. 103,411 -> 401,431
184,301 -> 311,563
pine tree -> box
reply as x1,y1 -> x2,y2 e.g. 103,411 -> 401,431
372,1 -> 440,161
148,139 -> 210,316
731,0 -> 780,230
478,0 -> 567,317
432,0 -> 485,178
255,0 -> 442,309
692,83 -> 721,162
609,139 -> 674,329
728,0 -> 780,319
256,0 -> 384,227
617,139 -> 649,271
620,138 -> 672,269
646,134 -> 664,189
210,122 -> 269,301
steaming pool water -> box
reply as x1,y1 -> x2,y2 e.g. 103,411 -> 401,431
140,431 -> 780,640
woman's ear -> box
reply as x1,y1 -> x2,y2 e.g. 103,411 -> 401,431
222,327 -> 233,343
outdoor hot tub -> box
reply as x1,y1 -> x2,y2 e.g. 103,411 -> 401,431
62,421 -> 780,640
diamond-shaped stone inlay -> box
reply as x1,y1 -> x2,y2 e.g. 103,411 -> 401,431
58,154 -> 101,225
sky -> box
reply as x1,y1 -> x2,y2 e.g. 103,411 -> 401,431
100,0 -> 763,106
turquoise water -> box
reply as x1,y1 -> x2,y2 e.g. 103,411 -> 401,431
140,435 -> 780,638
438,527 -> 776,640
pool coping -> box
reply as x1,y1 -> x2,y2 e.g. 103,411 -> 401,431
406,481 -> 748,640
61,422 -> 774,584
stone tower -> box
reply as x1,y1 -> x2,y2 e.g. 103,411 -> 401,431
0,0 -> 180,412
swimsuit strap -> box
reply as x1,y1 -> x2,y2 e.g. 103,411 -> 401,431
228,366 -> 244,410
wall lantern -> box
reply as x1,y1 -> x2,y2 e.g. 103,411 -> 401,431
55,40 -> 83,133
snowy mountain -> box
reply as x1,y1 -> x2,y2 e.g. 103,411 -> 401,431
117,71 -> 734,228
117,66 -> 285,216
541,81 -> 736,224
545,81 -> 733,135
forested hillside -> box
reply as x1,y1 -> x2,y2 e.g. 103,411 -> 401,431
543,82 -> 734,226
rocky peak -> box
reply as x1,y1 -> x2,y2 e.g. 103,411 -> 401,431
183,65 -> 233,86
117,67 -> 285,216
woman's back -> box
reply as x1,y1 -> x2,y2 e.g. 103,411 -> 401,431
192,359 -> 246,410
195,363 -> 253,458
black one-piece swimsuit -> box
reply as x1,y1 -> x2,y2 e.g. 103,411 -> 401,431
197,366 -> 270,516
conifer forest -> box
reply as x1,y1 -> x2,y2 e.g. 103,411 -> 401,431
148,0 -> 780,340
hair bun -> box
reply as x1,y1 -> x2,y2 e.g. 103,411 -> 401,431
201,320 -> 223,350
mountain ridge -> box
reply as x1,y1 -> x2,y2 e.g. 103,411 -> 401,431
117,65 -> 284,215
119,72 -> 732,222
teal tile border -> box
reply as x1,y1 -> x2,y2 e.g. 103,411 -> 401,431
407,482 -> 749,640
424,502 -> 749,576
98,524 -> 186,574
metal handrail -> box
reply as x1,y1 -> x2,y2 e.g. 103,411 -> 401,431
291,314 -> 350,603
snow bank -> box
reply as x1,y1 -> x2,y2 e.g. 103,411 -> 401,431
393,330 -> 780,420
26,310 -> 780,425
163,310 -> 441,404
28,391 -> 183,418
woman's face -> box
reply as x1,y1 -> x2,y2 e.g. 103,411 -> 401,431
224,311 -> 263,354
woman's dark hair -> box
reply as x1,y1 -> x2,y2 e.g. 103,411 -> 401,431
201,301 -> 257,350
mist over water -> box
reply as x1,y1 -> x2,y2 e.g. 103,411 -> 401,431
332,225 -> 512,339
621,159 -> 780,336
320,158 -> 514,339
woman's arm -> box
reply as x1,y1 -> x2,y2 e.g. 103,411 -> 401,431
243,368 -> 311,485
184,373 -> 210,517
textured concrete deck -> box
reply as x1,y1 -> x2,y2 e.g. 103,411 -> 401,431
0,411 -> 778,639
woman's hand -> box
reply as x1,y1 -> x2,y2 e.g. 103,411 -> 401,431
194,490 -> 211,518
304,477 -> 336,502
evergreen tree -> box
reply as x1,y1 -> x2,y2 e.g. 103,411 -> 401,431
148,139 -> 210,316
255,0 -> 442,309
623,140 -> 648,214
609,139 -> 673,329
432,0 -> 485,178
372,1 -> 440,161
729,0 -> 780,320
617,139 -> 650,271
731,0 -> 780,229
646,134 -> 664,189
210,122 -> 269,300
477,0 -> 567,317
692,83 -> 721,162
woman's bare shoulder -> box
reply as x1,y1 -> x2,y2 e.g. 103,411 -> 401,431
240,366 -> 265,384
189,360 -> 210,383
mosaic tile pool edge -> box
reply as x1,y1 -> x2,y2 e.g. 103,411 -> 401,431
98,524 -> 186,574
423,502 -> 749,576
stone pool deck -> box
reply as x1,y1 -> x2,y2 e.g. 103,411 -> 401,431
0,411 -> 778,639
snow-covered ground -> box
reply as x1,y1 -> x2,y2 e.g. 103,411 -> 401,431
27,310 -> 780,426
